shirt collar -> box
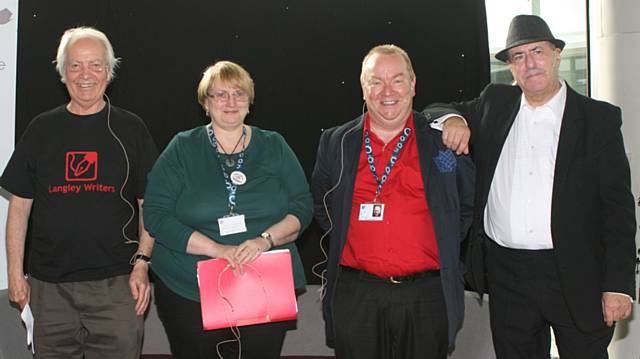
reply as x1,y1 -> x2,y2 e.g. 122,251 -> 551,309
519,79 -> 567,120
364,112 -> 415,145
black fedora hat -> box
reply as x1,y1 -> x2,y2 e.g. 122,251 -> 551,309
495,14 -> 565,62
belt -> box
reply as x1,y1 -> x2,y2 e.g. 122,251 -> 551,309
340,265 -> 440,284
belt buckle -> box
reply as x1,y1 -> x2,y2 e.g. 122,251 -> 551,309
388,276 -> 402,284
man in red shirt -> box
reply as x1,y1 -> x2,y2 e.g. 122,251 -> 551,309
312,45 -> 474,358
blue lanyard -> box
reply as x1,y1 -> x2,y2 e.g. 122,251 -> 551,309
363,127 -> 411,199
206,124 -> 246,213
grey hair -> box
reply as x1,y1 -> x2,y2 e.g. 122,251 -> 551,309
54,26 -> 120,83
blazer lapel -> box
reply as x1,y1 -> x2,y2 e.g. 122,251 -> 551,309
480,97 -> 521,204
552,87 -> 583,200
337,118 -> 364,247
341,118 -> 364,194
414,113 -> 434,206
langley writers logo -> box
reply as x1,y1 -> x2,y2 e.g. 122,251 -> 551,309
65,151 -> 98,181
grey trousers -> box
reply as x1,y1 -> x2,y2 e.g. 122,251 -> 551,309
29,274 -> 144,359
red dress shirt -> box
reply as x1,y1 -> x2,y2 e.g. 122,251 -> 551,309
340,113 -> 440,277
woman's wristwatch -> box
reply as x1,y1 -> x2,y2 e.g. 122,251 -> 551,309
260,232 -> 275,250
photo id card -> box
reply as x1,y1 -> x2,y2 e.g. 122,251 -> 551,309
358,203 -> 384,221
218,214 -> 247,236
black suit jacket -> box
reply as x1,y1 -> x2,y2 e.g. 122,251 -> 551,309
429,83 -> 636,332
311,111 -> 475,348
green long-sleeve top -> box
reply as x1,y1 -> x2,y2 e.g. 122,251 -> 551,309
144,125 -> 313,302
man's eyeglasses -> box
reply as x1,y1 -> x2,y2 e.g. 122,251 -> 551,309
67,60 -> 106,73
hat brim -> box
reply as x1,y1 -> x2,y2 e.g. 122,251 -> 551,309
495,38 -> 565,62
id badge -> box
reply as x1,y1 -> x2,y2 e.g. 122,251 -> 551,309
218,214 -> 247,236
358,203 -> 384,221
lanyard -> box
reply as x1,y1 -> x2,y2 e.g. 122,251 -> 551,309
363,127 -> 411,199
206,124 -> 246,213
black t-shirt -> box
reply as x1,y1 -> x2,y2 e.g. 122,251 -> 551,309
1,104 -> 158,282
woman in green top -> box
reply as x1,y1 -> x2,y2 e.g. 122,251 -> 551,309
143,60 -> 313,359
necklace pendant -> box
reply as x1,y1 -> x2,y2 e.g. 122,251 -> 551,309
225,158 -> 236,168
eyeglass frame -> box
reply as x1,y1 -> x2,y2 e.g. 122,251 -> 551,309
206,89 -> 250,103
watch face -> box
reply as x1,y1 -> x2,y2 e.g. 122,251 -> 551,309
260,232 -> 274,249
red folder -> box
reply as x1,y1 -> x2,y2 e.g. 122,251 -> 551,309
197,249 -> 298,330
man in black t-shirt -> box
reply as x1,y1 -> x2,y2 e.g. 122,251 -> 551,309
1,27 -> 158,358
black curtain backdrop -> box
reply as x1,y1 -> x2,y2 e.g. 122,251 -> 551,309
16,0 -> 489,284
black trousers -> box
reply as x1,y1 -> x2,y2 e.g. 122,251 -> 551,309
153,275 -> 292,359
486,240 -> 614,359
333,266 -> 448,359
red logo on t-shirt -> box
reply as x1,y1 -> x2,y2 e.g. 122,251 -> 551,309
65,151 -> 98,181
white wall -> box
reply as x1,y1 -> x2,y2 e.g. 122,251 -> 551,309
589,0 -> 640,358
0,0 -> 19,290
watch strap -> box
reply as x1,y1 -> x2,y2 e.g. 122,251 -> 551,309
131,252 -> 151,265
260,232 -> 275,249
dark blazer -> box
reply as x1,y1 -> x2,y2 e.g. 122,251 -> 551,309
432,83 -> 637,332
311,111 -> 475,349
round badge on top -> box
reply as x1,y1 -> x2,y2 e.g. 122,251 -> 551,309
230,171 -> 247,186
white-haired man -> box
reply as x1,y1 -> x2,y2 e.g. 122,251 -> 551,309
2,27 -> 158,358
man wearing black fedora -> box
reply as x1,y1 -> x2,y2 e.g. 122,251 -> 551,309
425,14 -> 636,358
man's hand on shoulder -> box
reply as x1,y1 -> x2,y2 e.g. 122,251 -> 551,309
602,292 -> 633,327
442,116 -> 470,155
129,260 -> 151,316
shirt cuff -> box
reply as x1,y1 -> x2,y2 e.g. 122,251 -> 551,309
604,292 -> 634,303
428,114 -> 468,130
